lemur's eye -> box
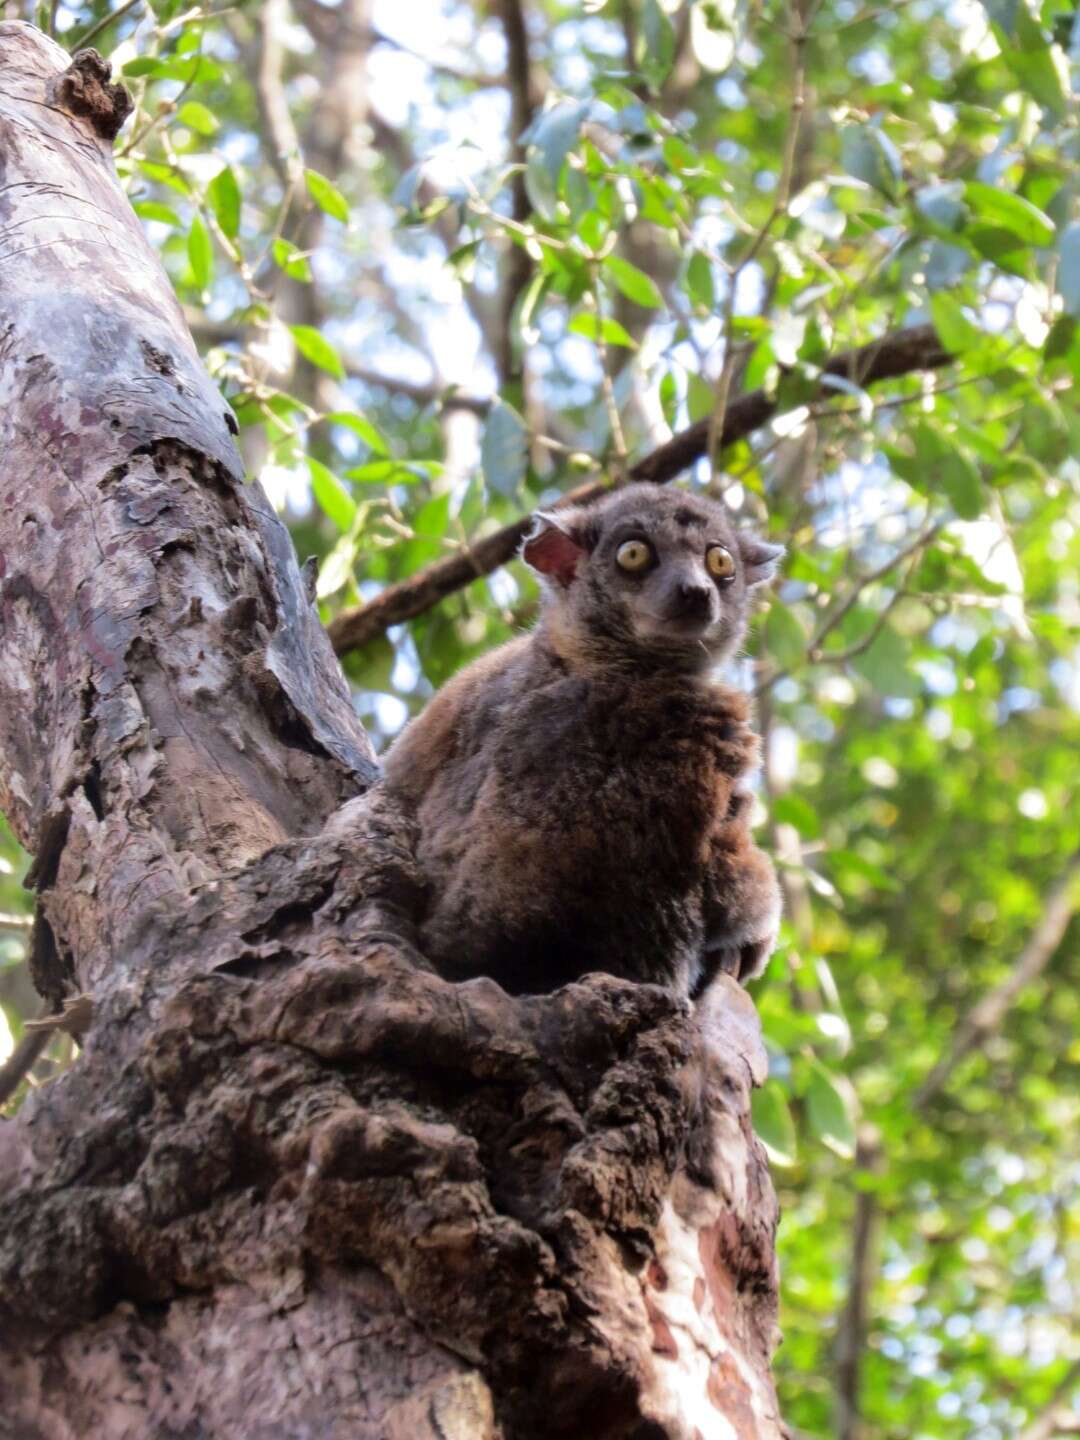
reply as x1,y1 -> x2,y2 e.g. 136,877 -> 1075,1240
616,540 -> 654,573
705,545 -> 735,581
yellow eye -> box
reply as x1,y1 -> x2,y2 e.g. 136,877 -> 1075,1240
706,545 -> 735,581
616,540 -> 654,572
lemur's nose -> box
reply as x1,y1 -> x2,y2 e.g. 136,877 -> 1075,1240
671,581 -> 713,619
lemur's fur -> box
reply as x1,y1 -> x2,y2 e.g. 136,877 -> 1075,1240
383,484 -> 783,999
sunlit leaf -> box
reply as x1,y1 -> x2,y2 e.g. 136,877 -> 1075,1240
751,1082 -> 798,1168
963,184 -> 1055,246
568,313 -> 637,348
305,168 -> 350,224
208,165 -> 241,240
272,237 -> 312,282
187,212 -> 212,292
308,458 -> 356,532
325,411 -> 389,457
289,324 -> 345,379
604,254 -> 664,309
840,125 -> 902,199
1058,223 -> 1080,317
804,1061 -> 857,1159
177,100 -> 218,136
524,102 -> 586,220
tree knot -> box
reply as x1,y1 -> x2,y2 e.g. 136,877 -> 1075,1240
52,49 -> 133,142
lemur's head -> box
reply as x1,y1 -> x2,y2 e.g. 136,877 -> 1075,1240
522,484 -> 782,673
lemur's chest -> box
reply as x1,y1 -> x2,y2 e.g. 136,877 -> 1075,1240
476,675 -> 752,853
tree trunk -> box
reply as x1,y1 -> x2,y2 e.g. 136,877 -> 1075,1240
0,25 -> 783,1440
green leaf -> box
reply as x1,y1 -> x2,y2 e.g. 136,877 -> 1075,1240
524,102 -> 586,220
187,212 -> 213,292
308,458 -> 357,533
317,535 -> 358,600
133,201 -> 182,227
659,371 -> 678,428
929,293 -> 982,353
963,183 -> 1055,246
604,255 -> 664,309
751,1082 -> 798,1167
305,168 -> 350,224
686,251 -> 715,313
176,100 -> 218,136
482,400 -> 530,497
772,793 -> 821,840
401,492 -> 452,572
851,626 -> 919,699
766,603 -> 808,671
914,422 -> 983,519
639,0 -> 676,90
517,270 -> 550,345
124,55 -> 224,84
691,0 -> 736,73
1058,223 -> 1080,318
840,125 -> 902,199
804,1061 -> 856,1160
568,313 -> 637,348
687,372 -> 714,425
1044,313 -> 1076,360
914,181 -> 965,233
1002,7 -> 1069,118
272,237 -> 312,283
325,411 -> 389,457
447,240 -> 481,282
345,460 -> 419,485
208,165 -> 241,240
122,56 -> 165,77
289,324 -> 345,380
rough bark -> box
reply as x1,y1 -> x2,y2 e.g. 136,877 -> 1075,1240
0,26 -> 782,1440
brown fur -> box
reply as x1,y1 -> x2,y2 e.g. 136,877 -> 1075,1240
383,484 -> 783,998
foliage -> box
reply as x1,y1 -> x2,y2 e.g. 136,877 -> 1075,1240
6,0 -> 1080,1434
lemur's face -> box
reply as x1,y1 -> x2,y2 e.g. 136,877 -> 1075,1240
523,485 -> 783,671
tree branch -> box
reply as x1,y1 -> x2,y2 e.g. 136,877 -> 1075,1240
914,852 -> 1080,1110
328,324 -> 952,657
1019,1358 -> 1080,1440
254,0 -> 303,189
343,362 -> 493,416
492,0 -> 542,387
0,1017 -> 50,1108
834,1128 -> 883,1440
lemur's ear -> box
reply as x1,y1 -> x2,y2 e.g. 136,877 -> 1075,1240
522,510 -> 588,587
739,535 -> 785,588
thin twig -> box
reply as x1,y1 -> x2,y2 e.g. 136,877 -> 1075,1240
592,262 -> 628,476
754,519 -> 942,694
75,0 -> 144,51
705,0 -> 813,475
0,1006 -> 52,1108
914,852 -> 1080,1110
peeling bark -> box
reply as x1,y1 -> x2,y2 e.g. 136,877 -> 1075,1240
0,25 -> 782,1440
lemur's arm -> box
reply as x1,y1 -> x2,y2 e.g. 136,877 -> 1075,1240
696,789 -> 781,995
